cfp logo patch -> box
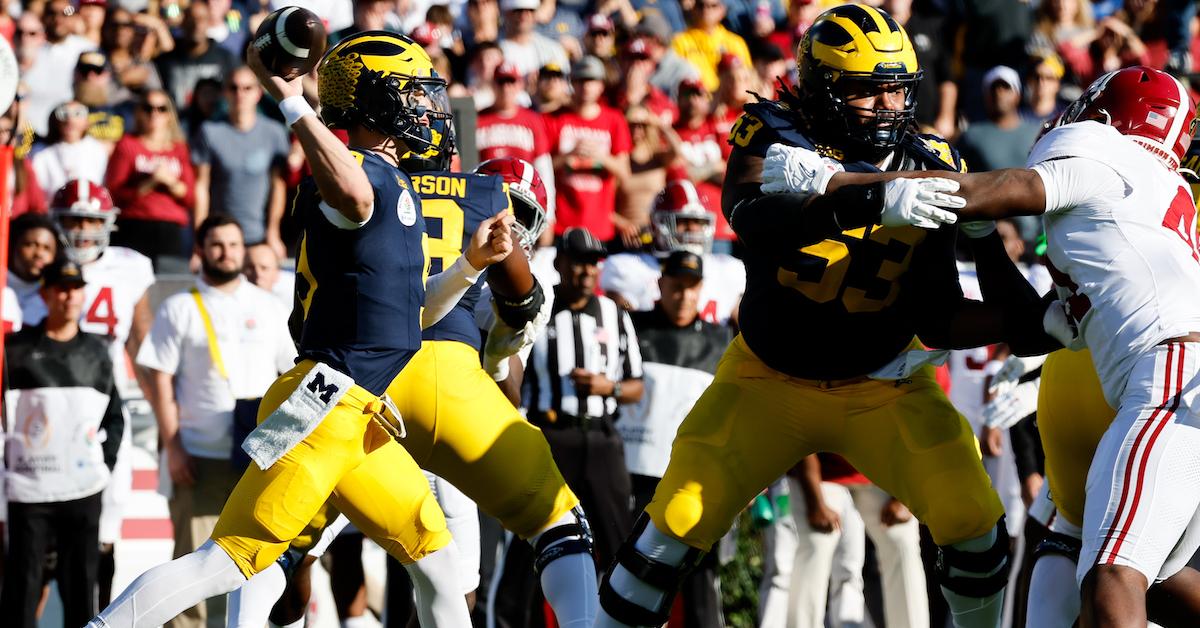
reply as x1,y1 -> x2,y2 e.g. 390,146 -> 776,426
397,190 -> 417,226
307,372 -> 340,403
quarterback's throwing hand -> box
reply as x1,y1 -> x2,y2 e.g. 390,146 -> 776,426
466,211 -> 516,270
881,177 -> 964,229
246,43 -> 303,102
761,143 -> 844,195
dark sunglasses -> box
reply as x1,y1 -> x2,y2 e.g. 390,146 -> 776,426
139,103 -> 170,113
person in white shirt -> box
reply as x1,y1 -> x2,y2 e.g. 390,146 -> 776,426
32,101 -> 110,198
136,215 -> 296,628
498,0 -> 569,79
765,65 -> 1200,628
24,0 -> 97,136
242,242 -> 294,310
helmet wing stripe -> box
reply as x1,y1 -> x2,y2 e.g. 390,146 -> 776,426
829,4 -> 882,33
1166,73 -> 1190,157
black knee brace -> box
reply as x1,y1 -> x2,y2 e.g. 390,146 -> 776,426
276,546 -> 307,579
533,505 -> 593,575
1034,531 -> 1082,563
598,513 -> 706,627
936,516 -> 1012,598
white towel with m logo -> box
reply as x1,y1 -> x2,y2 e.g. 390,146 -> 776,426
242,363 -> 354,470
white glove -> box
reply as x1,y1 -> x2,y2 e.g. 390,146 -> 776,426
983,378 -> 1040,430
1043,299 -> 1086,350
761,143 -> 845,195
987,354 -> 1047,398
960,221 -> 997,238
881,178 -> 964,229
868,348 -> 951,380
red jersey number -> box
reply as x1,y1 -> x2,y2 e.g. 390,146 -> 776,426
1161,186 -> 1200,263
86,286 -> 118,337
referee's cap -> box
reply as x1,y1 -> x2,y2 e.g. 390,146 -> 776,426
662,250 -> 703,280
41,260 -> 87,288
558,227 -> 606,262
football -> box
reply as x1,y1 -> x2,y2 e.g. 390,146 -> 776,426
252,6 -> 327,80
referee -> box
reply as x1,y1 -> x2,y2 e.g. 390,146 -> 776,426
526,227 -> 644,564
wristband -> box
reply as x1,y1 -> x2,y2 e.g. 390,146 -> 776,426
279,95 -> 316,128
612,380 -> 622,399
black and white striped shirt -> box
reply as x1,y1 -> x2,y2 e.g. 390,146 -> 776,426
526,294 -> 643,420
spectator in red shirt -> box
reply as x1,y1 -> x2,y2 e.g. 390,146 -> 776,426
670,79 -> 734,252
547,56 -> 631,246
477,61 -> 556,211
611,38 -> 678,126
105,88 -> 195,269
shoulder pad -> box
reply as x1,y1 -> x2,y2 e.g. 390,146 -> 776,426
730,100 -> 818,158
903,133 -> 968,172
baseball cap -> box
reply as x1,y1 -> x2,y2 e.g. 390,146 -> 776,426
501,0 -> 539,11
495,61 -> 521,82
557,227 -> 607,260
586,14 -> 614,34
661,250 -> 703,280
983,65 -> 1022,95
635,12 -> 672,43
77,50 -> 109,73
625,37 -> 652,59
540,62 -> 566,78
572,56 -> 606,82
79,0 -> 107,7
41,260 -> 87,288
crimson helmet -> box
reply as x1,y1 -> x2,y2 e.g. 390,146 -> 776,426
1059,66 -> 1198,170
51,179 -> 119,264
474,157 -> 549,252
652,180 -> 714,255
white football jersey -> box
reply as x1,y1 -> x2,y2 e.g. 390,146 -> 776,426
599,251 -> 746,325
1030,121 -> 1200,405
80,247 -> 156,394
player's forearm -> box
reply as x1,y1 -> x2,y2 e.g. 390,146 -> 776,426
145,370 -> 182,444
828,168 -> 1048,220
796,455 -> 826,510
728,182 -> 884,254
486,245 -> 535,299
615,378 -> 643,404
291,116 -> 374,221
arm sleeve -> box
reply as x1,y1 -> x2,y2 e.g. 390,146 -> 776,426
99,378 -> 125,470
421,255 -> 484,329
1031,157 -> 1123,214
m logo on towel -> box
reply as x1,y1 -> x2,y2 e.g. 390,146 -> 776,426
307,372 -> 340,403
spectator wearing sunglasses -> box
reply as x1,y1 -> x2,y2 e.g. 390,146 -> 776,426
105,90 -> 196,269
74,50 -> 136,146
32,100 -> 110,199
25,0 -> 99,136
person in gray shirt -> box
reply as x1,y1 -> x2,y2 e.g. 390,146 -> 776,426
191,66 -> 289,257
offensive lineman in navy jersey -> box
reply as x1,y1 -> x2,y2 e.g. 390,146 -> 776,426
89,32 -> 516,628
596,6 -> 1060,628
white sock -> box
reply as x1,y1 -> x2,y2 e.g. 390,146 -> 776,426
529,512 -> 599,628
228,562 -> 288,628
272,618 -> 306,628
1026,553 -> 1080,628
594,522 -> 692,628
404,543 -> 472,627
940,529 -> 1006,628
90,540 -> 247,628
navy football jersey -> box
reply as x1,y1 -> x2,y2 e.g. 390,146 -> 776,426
414,171 -> 511,350
728,100 -> 968,380
290,150 -> 429,395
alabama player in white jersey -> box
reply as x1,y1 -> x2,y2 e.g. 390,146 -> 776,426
601,180 -> 745,326
51,179 -> 155,602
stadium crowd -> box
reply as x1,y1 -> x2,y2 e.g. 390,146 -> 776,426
4,0 -> 1200,626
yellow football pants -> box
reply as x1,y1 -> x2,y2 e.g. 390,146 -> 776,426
389,340 -> 578,538
211,360 -> 450,578
648,335 -> 1004,550
1037,348 -> 1115,528
288,340 -> 580,554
